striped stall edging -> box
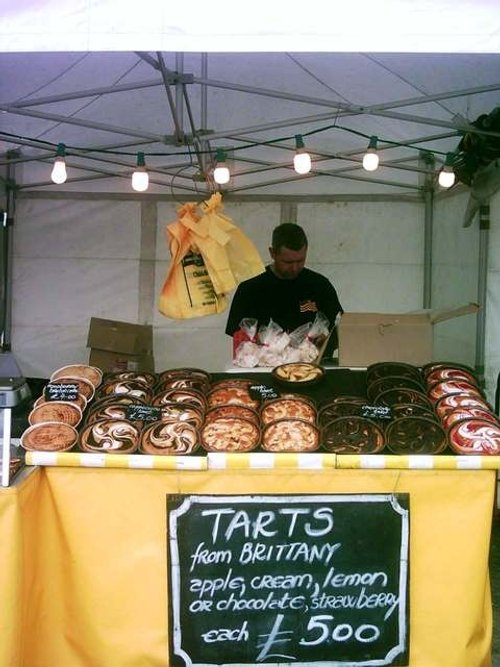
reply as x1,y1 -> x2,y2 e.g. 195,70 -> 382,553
24,451 -> 207,470
336,454 -> 500,470
207,452 -> 337,469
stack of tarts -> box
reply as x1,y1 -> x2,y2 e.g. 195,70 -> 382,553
21,363 -> 103,453
422,362 -> 500,455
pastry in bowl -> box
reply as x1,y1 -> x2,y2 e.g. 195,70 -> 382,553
140,421 -> 199,455
21,422 -> 78,452
201,417 -> 260,452
51,364 -> 103,389
262,418 -> 320,453
79,418 -> 140,454
29,400 -> 82,427
272,362 -> 325,386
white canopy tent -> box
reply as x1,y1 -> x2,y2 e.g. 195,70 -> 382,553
1,0 -> 500,402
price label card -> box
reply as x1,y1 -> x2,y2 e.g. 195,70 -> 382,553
44,383 -> 79,401
126,405 -> 161,422
361,404 -> 393,420
249,383 -> 280,401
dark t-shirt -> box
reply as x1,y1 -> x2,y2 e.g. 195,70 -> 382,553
225,266 -> 343,352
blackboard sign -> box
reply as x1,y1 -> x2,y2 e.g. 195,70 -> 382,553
126,404 -> 161,422
167,493 -> 409,666
44,382 -> 79,401
361,404 -> 393,421
249,383 -> 280,401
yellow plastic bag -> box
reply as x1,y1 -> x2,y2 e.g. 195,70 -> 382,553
159,194 -> 264,319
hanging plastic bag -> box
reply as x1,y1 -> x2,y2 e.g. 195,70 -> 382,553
158,194 -> 264,319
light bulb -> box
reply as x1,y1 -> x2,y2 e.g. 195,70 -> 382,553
362,136 -> 379,172
214,165 -> 230,185
438,169 -> 455,188
213,149 -> 230,185
438,152 -> 456,188
293,151 -> 312,174
131,152 -> 149,192
51,157 -> 67,184
293,134 -> 312,174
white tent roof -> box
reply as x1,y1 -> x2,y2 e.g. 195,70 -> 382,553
1,1 -> 500,199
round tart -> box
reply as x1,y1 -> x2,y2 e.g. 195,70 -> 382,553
206,386 -> 260,410
103,370 -> 157,387
84,395 -> 147,428
204,404 -> 259,425
425,366 -> 479,388
375,387 -> 432,408
321,416 -> 385,454
79,418 -> 140,454
385,416 -> 447,455
21,422 -> 78,452
272,362 -> 325,387
29,400 -> 82,427
152,388 -> 207,412
210,378 -> 254,391
201,417 -> 260,452
366,362 -> 421,384
391,403 -> 437,420
448,418 -> 500,455
422,361 -> 476,381
98,379 -> 153,403
34,391 -> 88,413
158,402 -> 205,428
262,419 -> 320,453
367,375 -> 424,403
155,376 -> 210,394
51,364 -> 103,388
318,395 -> 366,407
435,393 -> 492,419
140,421 -> 199,455
158,367 -> 211,384
318,401 -> 367,426
427,379 -> 483,403
442,407 -> 499,431
46,376 -> 95,402
260,396 -> 316,425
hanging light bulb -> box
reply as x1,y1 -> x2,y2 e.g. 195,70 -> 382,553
293,134 -> 312,175
362,136 -> 379,172
131,152 -> 149,192
51,143 -> 67,184
213,149 -> 230,185
438,152 -> 456,188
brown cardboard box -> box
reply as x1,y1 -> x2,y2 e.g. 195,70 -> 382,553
87,317 -> 154,372
338,303 -> 479,367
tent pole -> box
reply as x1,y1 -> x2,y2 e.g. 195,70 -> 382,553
476,203 -> 489,379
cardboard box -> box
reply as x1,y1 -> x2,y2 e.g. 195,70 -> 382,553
338,303 -> 479,367
87,317 -> 154,372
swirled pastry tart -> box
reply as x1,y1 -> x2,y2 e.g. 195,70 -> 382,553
158,367 -> 211,386
376,387 -> 432,409
260,396 -> 316,425
318,401 -> 367,427
140,421 -> 199,455
366,362 -> 421,385
367,376 -> 425,403
79,419 -> 140,454
391,403 -> 437,421
442,406 -> 499,431
262,418 -> 319,453
29,400 -> 82,427
435,393 -> 492,419
321,417 -> 385,454
84,395 -> 147,428
155,376 -> 211,394
98,379 -> 153,403
152,388 -> 207,412
427,379 -> 483,404
103,370 -> 157,388
448,418 -> 500,455
201,417 -> 260,452
158,402 -> 205,429
425,366 -> 479,388
21,422 -> 78,452
385,416 -> 447,455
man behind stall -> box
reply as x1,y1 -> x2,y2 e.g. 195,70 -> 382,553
225,222 -> 343,358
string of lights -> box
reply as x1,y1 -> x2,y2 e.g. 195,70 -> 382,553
1,121 -> 461,191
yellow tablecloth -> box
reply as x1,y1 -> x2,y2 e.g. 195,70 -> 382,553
0,465 -> 495,667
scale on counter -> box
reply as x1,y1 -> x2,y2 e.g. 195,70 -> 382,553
0,353 -> 31,487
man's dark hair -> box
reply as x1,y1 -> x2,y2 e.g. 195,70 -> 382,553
271,223 -> 308,251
